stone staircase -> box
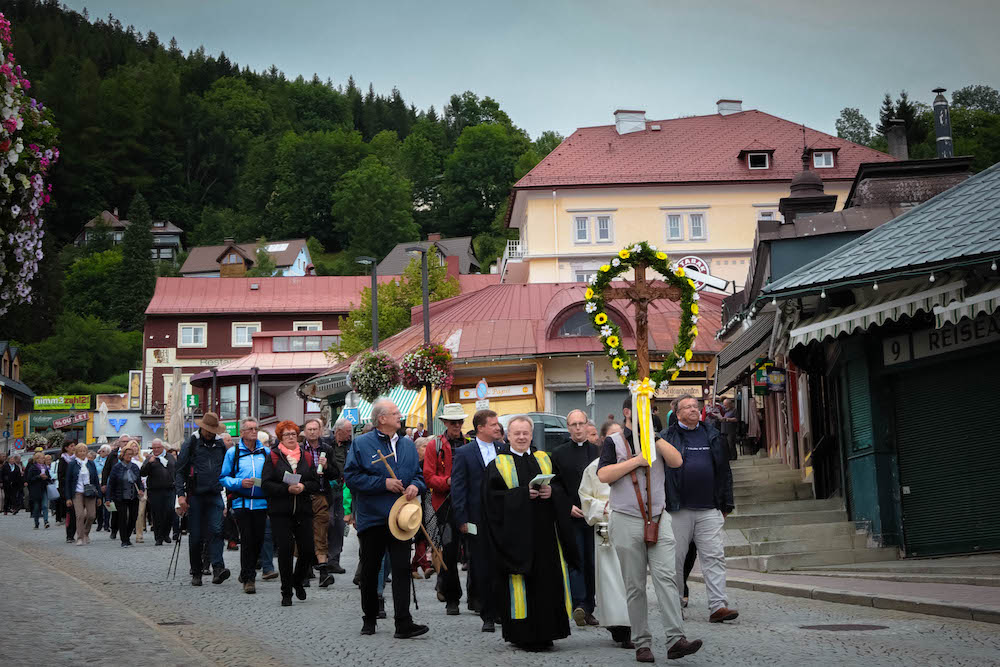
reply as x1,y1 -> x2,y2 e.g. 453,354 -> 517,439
723,456 -> 897,572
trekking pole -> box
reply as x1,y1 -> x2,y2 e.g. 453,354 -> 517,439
375,450 -> 447,572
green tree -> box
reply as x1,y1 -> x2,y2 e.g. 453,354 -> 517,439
113,193 -> 157,330
62,249 -> 123,319
245,245 -> 281,277
333,248 -> 460,357
877,93 -> 896,136
835,107 -> 874,146
952,85 -> 1000,114
331,156 -> 419,259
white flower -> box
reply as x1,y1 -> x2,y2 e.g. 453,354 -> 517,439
588,274 -> 597,285
658,380 -> 670,391
600,325 -> 612,337
628,380 -> 640,393
676,358 -> 686,368
693,293 -> 700,301
611,258 -> 620,267
585,302 -> 597,313
632,244 -> 642,253
6,150 -> 16,165
608,348 -> 618,356
649,244 -> 657,251
10,205 -> 19,216
619,365 -> 630,376
691,316 -> 699,324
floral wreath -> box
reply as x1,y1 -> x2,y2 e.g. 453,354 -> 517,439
585,241 -> 700,390
348,350 -> 401,402
400,343 -> 454,392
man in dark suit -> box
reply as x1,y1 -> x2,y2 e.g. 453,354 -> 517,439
451,409 -> 508,633
551,408 -> 601,627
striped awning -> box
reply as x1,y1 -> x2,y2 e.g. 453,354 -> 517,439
651,360 -> 709,373
788,281 -> 965,349
934,280 -> 1000,327
338,386 -> 419,425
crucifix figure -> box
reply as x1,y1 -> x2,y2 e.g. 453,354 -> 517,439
602,262 -> 682,378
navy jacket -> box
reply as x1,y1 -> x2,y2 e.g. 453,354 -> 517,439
661,422 -> 734,514
343,429 -> 426,533
451,438 -> 509,528
105,461 -> 141,504
174,431 -> 227,497
63,458 -> 100,499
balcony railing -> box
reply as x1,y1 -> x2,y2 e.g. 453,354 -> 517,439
500,239 -> 525,280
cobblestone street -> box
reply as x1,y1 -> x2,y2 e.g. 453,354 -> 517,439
2,519 -> 999,667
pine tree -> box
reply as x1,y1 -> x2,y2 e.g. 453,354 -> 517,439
877,93 -> 896,136
113,193 -> 157,330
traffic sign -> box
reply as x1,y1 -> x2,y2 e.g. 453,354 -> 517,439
343,408 -> 360,425
186,394 -> 200,408
475,398 -> 490,410
2,431 -> 8,439
13,437 -> 25,450
586,389 -> 595,407
475,378 -> 489,400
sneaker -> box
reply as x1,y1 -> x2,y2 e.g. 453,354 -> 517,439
44,523 -> 50,529
572,607 -> 587,627
75,538 -> 84,546
262,571 -> 279,580
66,537 -> 75,544
585,612 -> 600,626
318,573 -> 335,588
84,535 -> 91,545
667,637 -> 703,660
394,623 -> 429,639
120,543 -> 130,548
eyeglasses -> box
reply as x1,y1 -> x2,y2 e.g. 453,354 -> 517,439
281,432 -> 298,439
241,426 -> 258,432
568,421 -> 588,428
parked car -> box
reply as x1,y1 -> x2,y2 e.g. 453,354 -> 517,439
498,412 -> 569,452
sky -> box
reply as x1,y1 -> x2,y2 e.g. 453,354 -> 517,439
61,0 -> 1000,139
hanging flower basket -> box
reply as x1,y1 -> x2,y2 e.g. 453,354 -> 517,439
400,343 -> 454,391
348,350 -> 401,402
0,13 -> 59,315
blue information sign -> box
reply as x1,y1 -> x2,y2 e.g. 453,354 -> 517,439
343,408 -> 360,425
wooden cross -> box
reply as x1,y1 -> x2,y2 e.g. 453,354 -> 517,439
602,261 -> 682,378
375,449 -> 447,572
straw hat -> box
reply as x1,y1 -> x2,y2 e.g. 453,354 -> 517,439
194,411 -> 228,436
438,403 -> 469,423
388,495 -> 423,541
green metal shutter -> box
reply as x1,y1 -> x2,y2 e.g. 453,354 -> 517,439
892,351 -> 1000,557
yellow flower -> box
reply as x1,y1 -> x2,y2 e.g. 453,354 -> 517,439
688,279 -> 696,289
584,288 -> 594,300
618,249 -> 630,260
607,335 -> 620,348
671,370 -> 680,381
691,326 -> 699,338
612,358 -> 624,369
595,313 -> 608,325
691,304 -> 699,315
685,349 -> 693,361
655,251 -> 667,261
619,375 -> 628,385
600,264 -> 611,273
675,266 -> 686,277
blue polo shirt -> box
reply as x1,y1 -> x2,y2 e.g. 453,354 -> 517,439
678,422 -> 715,510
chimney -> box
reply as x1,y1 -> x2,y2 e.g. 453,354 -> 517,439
445,255 -> 459,279
886,119 -> 909,160
932,88 -> 954,159
427,232 -> 442,242
716,99 -> 743,116
223,237 -> 235,245
112,207 -> 119,217
613,109 -> 646,135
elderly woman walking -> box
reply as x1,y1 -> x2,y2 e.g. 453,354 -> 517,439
106,442 -> 143,548
65,443 -> 102,545
26,452 -> 52,529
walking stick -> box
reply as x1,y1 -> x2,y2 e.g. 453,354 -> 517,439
374,450 -> 447,572
167,531 -> 182,579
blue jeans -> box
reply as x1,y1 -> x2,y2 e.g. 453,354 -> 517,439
375,551 -> 391,596
187,494 -> 225,576
258,516 -> 275,574
31,497 -> 49,526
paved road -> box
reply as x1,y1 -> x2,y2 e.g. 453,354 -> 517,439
2,516 -> 999,667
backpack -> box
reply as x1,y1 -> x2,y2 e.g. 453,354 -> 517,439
270,447 -> 313,470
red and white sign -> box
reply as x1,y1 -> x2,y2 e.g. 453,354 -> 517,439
675,255 -> 710,291
53,412 -> 90,429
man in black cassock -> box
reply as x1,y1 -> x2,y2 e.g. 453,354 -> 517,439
482,415 -> 579,652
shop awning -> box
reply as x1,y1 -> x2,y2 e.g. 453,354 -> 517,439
715,312 -> 776,392
651,360 -> 709,373
788,281 -> 965,349
338,386 -> 420,426
406,387 -> 444,428
934,279 -> 1000,327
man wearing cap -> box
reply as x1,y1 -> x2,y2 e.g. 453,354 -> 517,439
423,403 -> 470,615
343,398 -> 428,639
175,411 -> 231,587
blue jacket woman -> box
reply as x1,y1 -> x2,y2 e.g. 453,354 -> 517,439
219,439 -> 270,511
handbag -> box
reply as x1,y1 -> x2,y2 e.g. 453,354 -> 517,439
46,483 -> 60,501
629,469 -> 658,546
83,483 -> 99,498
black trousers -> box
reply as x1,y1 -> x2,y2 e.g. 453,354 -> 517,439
437,518 -> 462,603
467,532 -> 494,621
270,512 -> 315,596
65,502 -> 77,541
109,506 -> 119,536
569,519 -> 597,613
118,498 -> 139,544
234,509 -> 267,583
147,489 -> 174,542
359,524 -> 412,626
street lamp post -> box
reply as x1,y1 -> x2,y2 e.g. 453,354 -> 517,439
356,256 -> 378,351
406,246 -> 433,432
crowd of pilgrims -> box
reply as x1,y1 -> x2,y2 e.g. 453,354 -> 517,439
1,393 -> 739,661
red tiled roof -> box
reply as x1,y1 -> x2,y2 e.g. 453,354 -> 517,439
146,274 -> 501,316
320,282 -> 725,376
514,110 -> 894,190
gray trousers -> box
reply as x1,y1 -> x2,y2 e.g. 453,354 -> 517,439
327,487 -> 345,564
670,509 -> 727,614
671,508 -> 728,613
609,511 -> 684,650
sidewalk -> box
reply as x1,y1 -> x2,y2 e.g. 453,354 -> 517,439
692,568 -> 1000,625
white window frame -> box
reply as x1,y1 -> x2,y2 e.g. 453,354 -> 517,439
573,216 -> 591,244
231,321 -> 261,348
667,214 -> 684,241
747,152 -> 770,170
757,209 -> 782,222
178,322 -> 208,349
689,213 -> 708,240
813,151 -> 834,168
595,215 -> 614,243
293,321 -> 322,331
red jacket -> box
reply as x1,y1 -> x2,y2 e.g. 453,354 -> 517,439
424,434 -> 466,511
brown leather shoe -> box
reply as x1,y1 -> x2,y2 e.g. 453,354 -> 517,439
243,580 -> 256,594
667,637 -> 703,660
709,607 -> 739,623
585,612 -> 600,626
635,647 -> 655,663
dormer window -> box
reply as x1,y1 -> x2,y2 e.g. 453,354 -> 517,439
223,253 -> 241,265
153,221 -> 165,228
813,151 -> 834,168
747,152 -> 769,170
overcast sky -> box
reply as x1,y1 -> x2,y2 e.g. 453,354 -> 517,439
61,0 -> 1000,139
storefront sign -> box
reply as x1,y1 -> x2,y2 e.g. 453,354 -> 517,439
128,370 -> 143,409
97,393 -> 129,411
674,255 -> 710,291
53,412 -> 90,429
33,395 -> 91,411
458,383 -> 532,400
883,311 -> 1000,366
766,368 -> 786,392
753,359 -> 772,396
655,384 -> 703,399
